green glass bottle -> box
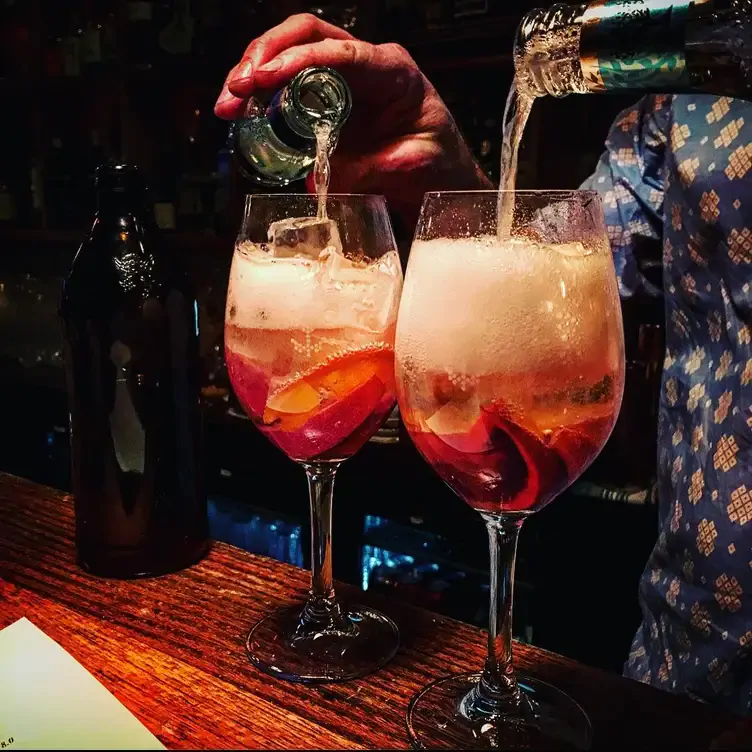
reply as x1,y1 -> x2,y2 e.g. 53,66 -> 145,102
229,66 -> 352,186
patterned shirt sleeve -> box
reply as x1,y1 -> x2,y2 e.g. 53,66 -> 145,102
581,94 -> 672,299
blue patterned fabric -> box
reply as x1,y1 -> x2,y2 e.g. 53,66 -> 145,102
582,94 -> 752,714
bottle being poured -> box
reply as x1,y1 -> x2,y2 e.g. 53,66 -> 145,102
498,0 -> 752,241
229,65 -> 352,203
514,0 -> 752,101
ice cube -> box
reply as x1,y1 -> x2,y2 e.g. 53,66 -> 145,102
268,216 -> 343,260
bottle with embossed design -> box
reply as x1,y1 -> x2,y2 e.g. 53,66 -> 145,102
60,164 -> 209,579
514,0 -> 752,101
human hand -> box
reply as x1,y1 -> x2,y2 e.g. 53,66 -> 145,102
215,14 -> 492,230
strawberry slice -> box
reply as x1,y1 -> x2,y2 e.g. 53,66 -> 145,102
322,391 -> 396,460
269,375 -> 386,461
225,349 -> 270,418
549,416 -> 614,479
483,406 -> 568,512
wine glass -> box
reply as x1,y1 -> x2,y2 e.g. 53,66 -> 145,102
395,190 -> 625,749
225,194 -> 403,682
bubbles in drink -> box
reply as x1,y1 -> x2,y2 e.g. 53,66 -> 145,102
397,236 -> 621,381
225,234 -> 402,462
228,241 -> 400,337
395,235 -> 624,513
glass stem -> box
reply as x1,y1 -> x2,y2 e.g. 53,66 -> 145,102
474,514 -> 525,716
302,462 -> 342,626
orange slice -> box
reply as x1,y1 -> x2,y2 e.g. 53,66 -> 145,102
263,345 -> 394,431
313,347 -> 394,399
266,381 -> 322,415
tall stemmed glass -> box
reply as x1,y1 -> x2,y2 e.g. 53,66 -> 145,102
226,194 -> 403,682
395,191 -> 625,749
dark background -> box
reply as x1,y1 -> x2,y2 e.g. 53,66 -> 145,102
0,0 -> 664,676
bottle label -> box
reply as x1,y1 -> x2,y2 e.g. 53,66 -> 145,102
580,0 -> 710,92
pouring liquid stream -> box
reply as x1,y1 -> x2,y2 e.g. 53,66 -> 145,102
497,80 -> 535,241
313,121 -> 333,221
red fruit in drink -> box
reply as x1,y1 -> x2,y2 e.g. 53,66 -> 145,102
549,416 -> 613,479
324,390 -> 396,460
225,349 -> 269,418
432,372 -> 475,406
268,375 -> 386,461
487,409 -> 568,512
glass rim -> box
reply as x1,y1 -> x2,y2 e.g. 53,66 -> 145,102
422,189 -> 600,199
243,193 -> 388,200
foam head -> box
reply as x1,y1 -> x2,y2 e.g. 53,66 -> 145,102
395,236 -> 621,378
228,241 -> 401,333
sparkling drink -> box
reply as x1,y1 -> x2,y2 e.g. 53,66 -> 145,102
396,236 -> 624,514
396,191 -> 624,750
226,194 -> 403,684
225,242 -> 401,464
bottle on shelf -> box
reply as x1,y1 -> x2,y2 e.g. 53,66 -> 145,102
100,0 -> 119,66
80,0 -> 104,73
43,3 -> 66,77
0,0 -> 35,77
159,0 -> 195,60
153,153 -> 178,230
82,128 -> 108,213
515,0 -> 752,101
193,0 -> 225,65
61,6 -> 83,78
60,164 -> 209,579
126,0 -> 157,70
45,132 -> 81,229
229,66 -> 352,186
0,177 -> 17,227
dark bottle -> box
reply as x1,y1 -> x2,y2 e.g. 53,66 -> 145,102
60,164 -> 209,578
515,0 -> 752,101
126,0 -> 157,70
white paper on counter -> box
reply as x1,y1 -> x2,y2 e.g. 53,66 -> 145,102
0,617 -> 165,750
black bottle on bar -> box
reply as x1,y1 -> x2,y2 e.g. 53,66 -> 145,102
60,164 -> 209,578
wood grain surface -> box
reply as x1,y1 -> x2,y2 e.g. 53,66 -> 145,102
0,473 -> 741,750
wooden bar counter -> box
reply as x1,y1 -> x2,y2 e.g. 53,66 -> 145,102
0,473 -> 742,750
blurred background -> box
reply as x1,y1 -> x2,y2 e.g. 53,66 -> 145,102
0,0 -> 664,676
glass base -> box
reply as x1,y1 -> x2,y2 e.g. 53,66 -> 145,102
246,604 -> 399,683
406,672 -> 592,750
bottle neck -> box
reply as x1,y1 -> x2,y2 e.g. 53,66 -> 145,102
97,190 -> 148,217
515,3 -> 589,98
268,67 -> 352,147
516,0 -> 752,99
